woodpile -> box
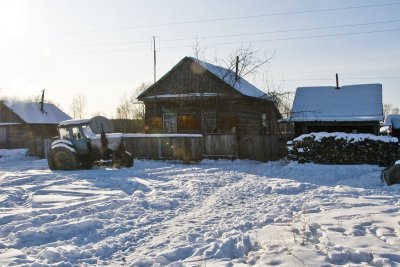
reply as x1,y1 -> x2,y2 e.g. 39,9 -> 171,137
288,133 -> 400,166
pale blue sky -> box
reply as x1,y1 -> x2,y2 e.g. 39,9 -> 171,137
0,0 -> 399,117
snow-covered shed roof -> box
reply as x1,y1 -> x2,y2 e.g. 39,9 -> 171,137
383,114 -> 400,128
288,84 -> 383,122
2,100 -> 72,124
188,57 -> 269,99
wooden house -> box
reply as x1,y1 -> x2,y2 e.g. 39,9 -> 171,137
0,100 -> 71,157
137,56 -> 281,137
284,84 -> 383,137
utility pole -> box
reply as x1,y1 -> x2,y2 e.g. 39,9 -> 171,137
153,36 -> 157,83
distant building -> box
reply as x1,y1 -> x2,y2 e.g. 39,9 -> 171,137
0,100 -> 71,157
284,84 -> 383,137
138,56 -> 281,136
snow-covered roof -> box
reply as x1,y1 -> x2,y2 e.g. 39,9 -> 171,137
59,119 -> 90,126
123,133 -> 203,138
0,122 -> 21,126
383,114 -> 400,128
189,57 -> 269,99
143,93 -> 221,100
288,84 -> 383,122
2,100 -> 71,124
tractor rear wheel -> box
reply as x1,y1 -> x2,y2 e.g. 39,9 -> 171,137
121,151 -> 134,168
48,147 -> 79,170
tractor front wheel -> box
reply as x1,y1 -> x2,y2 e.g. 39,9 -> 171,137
48,147 -> 79,170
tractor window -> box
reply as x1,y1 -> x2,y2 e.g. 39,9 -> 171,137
82,124 -> 95,138
72,127 -> 83,140
59,128 -> 71,139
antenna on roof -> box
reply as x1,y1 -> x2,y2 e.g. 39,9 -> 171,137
335,73 -> 340,89
40,89 -> 45,113
152,36 -> 160,84
235,56 -> 239,81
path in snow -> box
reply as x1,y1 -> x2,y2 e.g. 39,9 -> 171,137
0,150 -> 400,266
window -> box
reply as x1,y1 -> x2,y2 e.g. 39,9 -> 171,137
72,127 -> 83,140
163,113 -> 177,133
261,113 -> 267,128
59,128 -> 71,139
261,113 -> 269,134
202,112 -> 217,133
178,114 -> 201,132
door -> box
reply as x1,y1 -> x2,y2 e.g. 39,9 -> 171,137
0,127 -> 6,147
70,126 -> 89,154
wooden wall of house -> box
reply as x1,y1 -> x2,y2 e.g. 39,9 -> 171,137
0,102 -> 23,123
294,121 -> 380,137
2,124 -> 58,158
143,97 -> 281,136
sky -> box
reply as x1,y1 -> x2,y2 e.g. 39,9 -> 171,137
0,0 -> 399,118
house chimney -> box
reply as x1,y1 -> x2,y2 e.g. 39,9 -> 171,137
235,56 -> 239,81
335,73 -> 340,89
40,89 -> 45,113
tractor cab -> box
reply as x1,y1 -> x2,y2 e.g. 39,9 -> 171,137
58,119 -> 92,154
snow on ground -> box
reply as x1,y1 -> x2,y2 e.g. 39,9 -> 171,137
0,149 -> 400,266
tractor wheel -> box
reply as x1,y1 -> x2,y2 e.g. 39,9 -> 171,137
81,161 -> 93,169
48,147 -> 79,170
382,164 -> 400,185
121,151 -> 134,168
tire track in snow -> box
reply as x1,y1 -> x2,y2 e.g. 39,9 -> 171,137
127,169 -> 318,265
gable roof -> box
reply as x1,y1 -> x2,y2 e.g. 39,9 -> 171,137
189,57 -> 269,98
2,100 -> 72,124
288,84 -> 383,122
138,56 -> 270,100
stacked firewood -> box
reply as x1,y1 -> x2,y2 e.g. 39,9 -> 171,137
288,133 -> 400,166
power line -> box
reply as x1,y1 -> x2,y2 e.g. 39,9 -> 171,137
37,19 -> 400,49
15,27 -> 400,56
23,2 -> 400,36
161,28 -> 400,50
277,76 -> 400,82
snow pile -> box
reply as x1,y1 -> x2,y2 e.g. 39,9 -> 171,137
1,152 -> 400,266
294,132 -> 398,143
0,149 -> 29,161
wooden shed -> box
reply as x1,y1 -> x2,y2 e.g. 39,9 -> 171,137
284,84 -> 383,137
0,100 -> 71,158
138,56 -> 281,137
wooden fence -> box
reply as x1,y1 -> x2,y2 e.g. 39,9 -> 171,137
43,133 -> 287,162
238,134 -> 287,161
124,134 -> 203,162
203,134 -> 237,159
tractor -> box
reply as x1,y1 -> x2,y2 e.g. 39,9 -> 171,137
48,116 -> 133,170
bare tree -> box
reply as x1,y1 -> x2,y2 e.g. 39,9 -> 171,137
116,93 -> 135,119
115,82 -> 150,120
70,94 -> 87,119
384,103 -> 400,116
224,45 -> 274,81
